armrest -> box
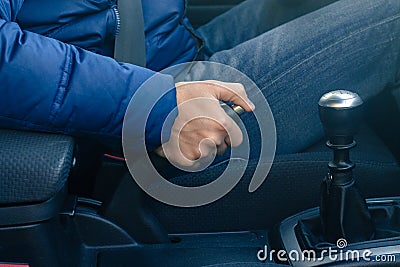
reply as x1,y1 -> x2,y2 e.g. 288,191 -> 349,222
0,129 -> 74,205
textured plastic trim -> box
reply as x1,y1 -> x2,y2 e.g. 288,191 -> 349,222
0,187 -> 67,227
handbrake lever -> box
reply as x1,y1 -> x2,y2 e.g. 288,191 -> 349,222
220,102 -> 245,123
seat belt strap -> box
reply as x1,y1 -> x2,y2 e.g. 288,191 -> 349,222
114,0 -> 146,67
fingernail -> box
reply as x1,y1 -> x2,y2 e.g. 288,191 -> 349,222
249,101 -> 255,110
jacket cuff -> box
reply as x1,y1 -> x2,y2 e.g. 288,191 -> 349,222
144,74 -> 177,151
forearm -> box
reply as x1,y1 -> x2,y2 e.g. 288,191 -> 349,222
0,19 -> 177,149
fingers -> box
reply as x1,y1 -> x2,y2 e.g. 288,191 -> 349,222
224,135 -> 231,147
208,81 -> 255,112
155,146 -> 166,158
217,112 -> 243,147
185,120 -> 234,160
161,139 -> 196,167
164,117 -> 233,167
176,80 -> 255,112
189,137 -> 229,160
216,141 -> 228,155
178,96 -> 243,148
162,80 -> 250,169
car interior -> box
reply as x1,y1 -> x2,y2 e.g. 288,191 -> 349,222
2,0 -> 400,266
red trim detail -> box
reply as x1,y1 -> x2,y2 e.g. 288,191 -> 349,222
0,264 -> 30,267
104,154 -> 126,161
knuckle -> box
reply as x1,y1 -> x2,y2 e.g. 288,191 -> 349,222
232,133 -> 243,147
208,135 -> 223,146
181,147 -> 200,162
191,150 -> 202,160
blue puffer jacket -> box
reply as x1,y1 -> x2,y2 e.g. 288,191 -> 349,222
0,0 -> 200,150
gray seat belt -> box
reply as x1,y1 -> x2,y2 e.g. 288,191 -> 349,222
114,0 -> 146,67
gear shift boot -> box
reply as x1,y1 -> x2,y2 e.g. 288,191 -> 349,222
320,176 -> 374,243
294,198 -> 400,252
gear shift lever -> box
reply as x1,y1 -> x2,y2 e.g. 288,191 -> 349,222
318,90 -> 374,243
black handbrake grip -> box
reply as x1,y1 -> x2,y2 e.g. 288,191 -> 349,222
220,102 -> 245,124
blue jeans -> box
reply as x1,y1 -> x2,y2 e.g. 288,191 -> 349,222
165,0 -> 400,182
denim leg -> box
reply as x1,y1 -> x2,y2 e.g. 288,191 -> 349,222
209,0 -> 400,154
197,0 -> 338,56
163,0 -> 400,182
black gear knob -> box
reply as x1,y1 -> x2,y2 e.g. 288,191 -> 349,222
318,90 -> 363,142
318,90 -> 374,243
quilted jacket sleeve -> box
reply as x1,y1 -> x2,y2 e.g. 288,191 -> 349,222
0,9 -> 177,150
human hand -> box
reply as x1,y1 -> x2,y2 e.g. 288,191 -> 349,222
155,80 -> 254,168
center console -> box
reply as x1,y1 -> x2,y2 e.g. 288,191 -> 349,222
271,90 -> 400,266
